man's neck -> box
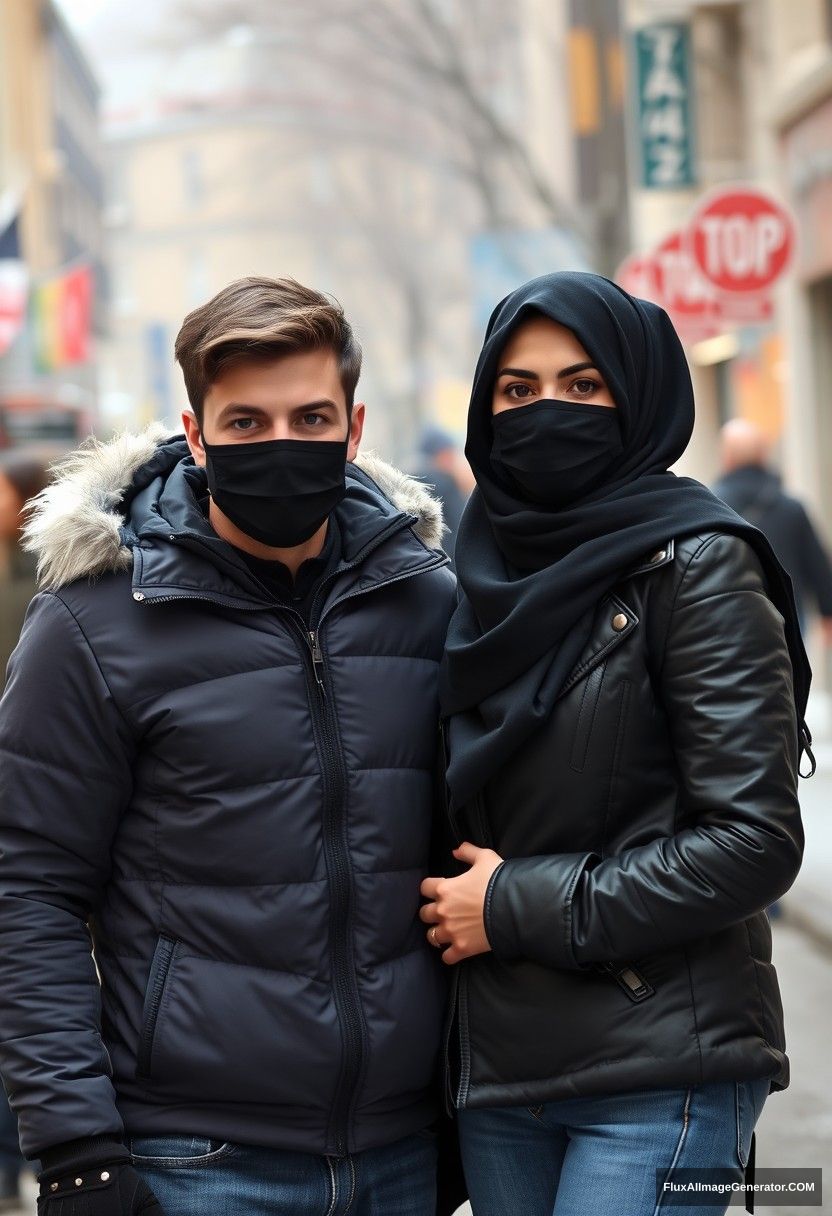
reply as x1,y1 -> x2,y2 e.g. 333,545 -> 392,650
208,500 -> 329,577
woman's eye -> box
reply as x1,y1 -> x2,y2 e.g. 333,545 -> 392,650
570,378 -> 601,398
506,383 -> 535,400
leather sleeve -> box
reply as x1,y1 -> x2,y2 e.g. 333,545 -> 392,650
485,534 -> 802,969
0,593 -> 135,1157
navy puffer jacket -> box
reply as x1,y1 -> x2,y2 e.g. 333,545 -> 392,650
0,428 -> 456,1160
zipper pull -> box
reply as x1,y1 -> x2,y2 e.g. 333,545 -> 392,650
601,962 -> 655,1003
308,630 -> 326,694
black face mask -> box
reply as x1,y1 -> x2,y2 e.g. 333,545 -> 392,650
490,399 -> 623,507
202,435 -> 349,547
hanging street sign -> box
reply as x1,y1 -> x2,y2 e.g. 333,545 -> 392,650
633,23 -> 696,190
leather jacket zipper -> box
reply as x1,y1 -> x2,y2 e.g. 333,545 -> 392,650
600,961 -> 655,1003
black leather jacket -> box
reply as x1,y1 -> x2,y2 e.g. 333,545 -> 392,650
446,532 -> 802,1110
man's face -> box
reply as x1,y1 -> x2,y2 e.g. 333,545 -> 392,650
184,347 -> 364,464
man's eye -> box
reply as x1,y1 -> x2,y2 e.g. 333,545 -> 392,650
231,418 -> 257,431
302,413 -> 325,426
506,384 -> 535,400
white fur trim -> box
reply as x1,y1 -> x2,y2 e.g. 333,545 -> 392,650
22,426 -> 446,589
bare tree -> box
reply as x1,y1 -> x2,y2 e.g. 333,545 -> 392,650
169,0 -> 585,238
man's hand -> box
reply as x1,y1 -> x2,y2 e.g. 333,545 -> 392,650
820,617 -> 832,647
420,842 -> 504,965
38,1161 -> 163,1215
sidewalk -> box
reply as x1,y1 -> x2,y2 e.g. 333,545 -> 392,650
782,690 -> 832,948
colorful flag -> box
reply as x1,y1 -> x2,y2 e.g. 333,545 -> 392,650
31,263 -> 93,371
0,213 -> 29,357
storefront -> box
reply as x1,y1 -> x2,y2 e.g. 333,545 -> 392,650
781,90 -> 832,531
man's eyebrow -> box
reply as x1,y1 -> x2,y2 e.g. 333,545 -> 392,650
217,399 -> 338,418
290,399 -> 338,412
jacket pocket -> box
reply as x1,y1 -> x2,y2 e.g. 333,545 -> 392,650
136,935 -> 178,1080
569,661 -> 606,773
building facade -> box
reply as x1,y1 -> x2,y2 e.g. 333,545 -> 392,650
0,0 -> 104,445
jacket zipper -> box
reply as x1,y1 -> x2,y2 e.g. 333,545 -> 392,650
136,935 -> 177,1078
299,615 -> 364,1156
600,961 -> 655,1003
135,528 -> 448,1156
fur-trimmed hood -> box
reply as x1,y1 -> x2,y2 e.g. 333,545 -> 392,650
21,425 -> 446,590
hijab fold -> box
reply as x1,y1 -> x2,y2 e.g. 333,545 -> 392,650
440,272 -> 810,806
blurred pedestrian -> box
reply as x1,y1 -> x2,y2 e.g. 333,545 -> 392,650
422,273 -> 810,1216
0,278 -> 461,1216
712,418 -> 832,639
0,453 -> 49,691
415,425 -> 471,563
0,451 -> 48,1211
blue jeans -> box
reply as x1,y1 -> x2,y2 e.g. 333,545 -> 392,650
458,1080 -> 769,1216
130,1130 -> 437,1215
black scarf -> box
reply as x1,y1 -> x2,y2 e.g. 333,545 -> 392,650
440,272 -> 811,806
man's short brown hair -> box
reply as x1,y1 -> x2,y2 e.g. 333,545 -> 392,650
175,276 -> 362,426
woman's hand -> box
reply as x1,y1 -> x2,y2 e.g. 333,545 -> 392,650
420,842 -> 504,965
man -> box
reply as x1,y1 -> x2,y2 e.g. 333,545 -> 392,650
0,277 -> 456,1215
713,417 -> 832,639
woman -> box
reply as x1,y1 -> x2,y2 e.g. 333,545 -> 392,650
420,272 -> 810,1216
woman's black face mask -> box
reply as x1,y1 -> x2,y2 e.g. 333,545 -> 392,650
202,435 -> 349,547
490,399 -> 623,508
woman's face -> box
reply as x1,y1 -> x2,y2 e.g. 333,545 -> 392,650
0,472 -> 24,541
492,315 -> 616,415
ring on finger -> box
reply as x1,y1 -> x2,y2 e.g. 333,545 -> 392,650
429,925 -> 443,949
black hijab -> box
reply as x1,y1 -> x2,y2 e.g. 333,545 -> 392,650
440,271 -> 811,806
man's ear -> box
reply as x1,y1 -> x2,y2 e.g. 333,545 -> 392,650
182,409 -> 206,467
347,402 -> 366,463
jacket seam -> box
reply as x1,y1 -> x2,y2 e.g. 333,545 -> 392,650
48,592 -> 135,735
167,950 -> 330,986
562,856 -> 589,969
483,861 -> 507,950
745,919 -> 772,1047
562,598 -> 637,691
682,945 -> 704,1083
599,679 -> 631,856
658,533 -> 759,675
109,875 -> 329,887
0,744 -> 118,783
672,587 -> 769,611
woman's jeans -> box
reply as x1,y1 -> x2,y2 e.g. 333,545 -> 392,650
458,1079 -> 769,1216
130,1129 -> 437,1216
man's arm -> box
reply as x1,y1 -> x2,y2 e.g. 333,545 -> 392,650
0,591 -> 136,1160
795,500 -> 832,619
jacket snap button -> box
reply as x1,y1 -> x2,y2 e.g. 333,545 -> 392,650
650,549 -> 667,564
612,612 -> 628,631
75,1177 -> 83,1186
101,1171 -> 110,1181
132,591 -> 145,602
50,1182 -> 58,1191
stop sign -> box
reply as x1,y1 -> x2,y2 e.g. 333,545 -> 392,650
688,187 -> 795,294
